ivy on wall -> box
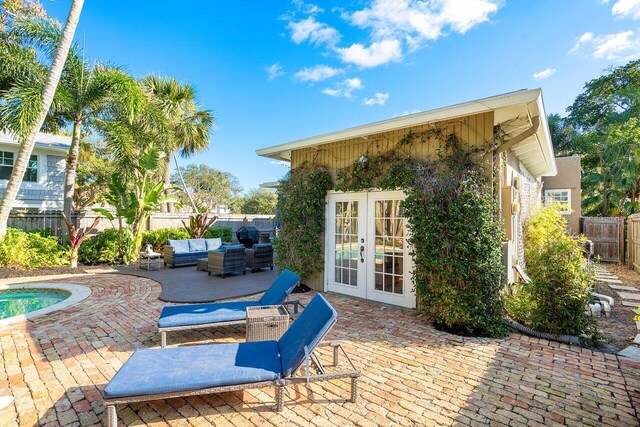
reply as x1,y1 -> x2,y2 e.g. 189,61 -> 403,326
273,163 -> 332,281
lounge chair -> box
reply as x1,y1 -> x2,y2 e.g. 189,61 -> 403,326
157,269 -> 301,347
103,294 -> 360,425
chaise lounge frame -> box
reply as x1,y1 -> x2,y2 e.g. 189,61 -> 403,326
158,299 -> 303,348
104,339 -> 360,426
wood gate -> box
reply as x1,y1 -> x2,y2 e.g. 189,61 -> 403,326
627,214 -> 640,270
581,217 -> 625,263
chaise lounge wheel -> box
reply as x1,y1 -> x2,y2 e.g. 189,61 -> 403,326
243,270 -> 246,275
270,265 -> 273,271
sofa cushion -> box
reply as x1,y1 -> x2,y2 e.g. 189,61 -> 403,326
205,238 -> 222,251
219,244 -> 245,253
172,251 -> 207,258
103,341 -> 282,399
188,239 -> 206,252
158,300 -> 261,328
168,239 -> 189,254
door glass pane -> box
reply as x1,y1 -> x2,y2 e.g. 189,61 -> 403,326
334,201 -> 358,286
374,199 -> 405,295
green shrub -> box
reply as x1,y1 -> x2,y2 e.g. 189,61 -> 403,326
274,163 -> 333,280
505,207 -> 599,342
141,228 -> 190,252
203,226 -> 233,243
0,228 -> 68,268
78,228 -> 129,265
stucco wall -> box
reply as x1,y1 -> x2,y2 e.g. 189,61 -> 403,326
541,156 -> 581,234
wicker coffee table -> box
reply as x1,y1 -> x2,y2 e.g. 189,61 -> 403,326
196,258 -> 208,271
246,305 -> 289,342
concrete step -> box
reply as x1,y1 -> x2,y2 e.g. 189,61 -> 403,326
616,292 -> 640,301
618,346 -> 640,360
598,278 -> 624,284
635,335 -> 640,345
608,284 -> 639,291
622,301 -> 640,307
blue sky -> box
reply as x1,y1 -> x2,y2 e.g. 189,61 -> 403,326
42,0 -> 640,192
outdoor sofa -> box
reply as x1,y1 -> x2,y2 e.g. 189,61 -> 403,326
157,269 -> 300,347
245,243 -> 274,272
208,244 -> 247,277
103,294 -> 360,425
164,238 -> 222,267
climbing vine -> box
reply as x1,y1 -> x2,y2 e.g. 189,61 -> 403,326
273,163 -> 333,281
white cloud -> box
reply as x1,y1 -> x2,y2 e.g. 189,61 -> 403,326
571,30 -> 640,61
345,0 -> 502,46
322,77 -> 364,98
265,63 -> 284,80
611,0 -> 640,19
294,65 -> 344,82
337,39 -> 402,67
288,16 -> 341,47
532,68 -> 556,80
364,92 -> 389,106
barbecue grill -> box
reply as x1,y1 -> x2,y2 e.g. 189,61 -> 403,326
236,226 -> 269,248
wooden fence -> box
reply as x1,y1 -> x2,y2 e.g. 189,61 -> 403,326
581,216 -> 625,263
627,214 -> 640,270
8,211 -> 275,243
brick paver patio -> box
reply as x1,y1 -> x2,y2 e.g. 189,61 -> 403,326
0,273 -> 639,426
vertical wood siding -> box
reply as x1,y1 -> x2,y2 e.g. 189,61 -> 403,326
290,112 -> 494,179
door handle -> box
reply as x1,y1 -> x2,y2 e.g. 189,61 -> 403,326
360,246 -> 365,263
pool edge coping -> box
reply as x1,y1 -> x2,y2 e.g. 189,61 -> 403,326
0,283 -> 92,327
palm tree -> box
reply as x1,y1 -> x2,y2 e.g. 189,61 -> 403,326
0,0 -> 84,237
140,76 -> 213,212
56,58 -> 143,228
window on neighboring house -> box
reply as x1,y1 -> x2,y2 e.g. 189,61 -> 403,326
0,151 -> 38,182
545,189 -> 571,214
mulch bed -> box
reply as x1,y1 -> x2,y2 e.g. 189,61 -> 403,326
0,266 -> 99,280
594,263 -> 639,352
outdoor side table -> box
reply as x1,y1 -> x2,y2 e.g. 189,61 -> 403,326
196,258 -> 208,271
246,305 -> 289,342
139,252 -> 161,271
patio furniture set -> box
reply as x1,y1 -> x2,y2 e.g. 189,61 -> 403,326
163,236 -> 274,278
102,270 -> 361,426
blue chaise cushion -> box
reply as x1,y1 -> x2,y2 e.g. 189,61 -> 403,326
278,294 -> 337,377
188,239 -> 206,252
168,239 -> 189,254
158,301 -> 261,328
103,341 -> 282,399
259,269 -> 300,306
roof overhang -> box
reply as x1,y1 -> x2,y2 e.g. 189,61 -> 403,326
256,88 -> 557,178
0,131 -> 72,153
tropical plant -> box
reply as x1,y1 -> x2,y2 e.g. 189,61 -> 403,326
0,0 -> 84,237
242,188 -> 277,215
61,212 -> 99,267
78,228 -> 128,265
140,76 -> 213,212
73,139 -> 114,211
505,207 -> 599,343
95,149 -> 177,262
182,212 -> 217,239
0,227 -> 68,268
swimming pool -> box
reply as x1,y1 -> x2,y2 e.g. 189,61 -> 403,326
0,283 -> 91,326
0,288 -> 70,319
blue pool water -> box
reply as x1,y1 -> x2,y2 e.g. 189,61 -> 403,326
0,289 -> 70,320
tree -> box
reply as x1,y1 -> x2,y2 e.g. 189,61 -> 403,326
173,164 -> 242,211
140,76 -> 213,213
567,60 -> 640,216
242,188 -> 277,214
73,139 -> 114,212
547,113 -> 578,157
0,0 -> 84,237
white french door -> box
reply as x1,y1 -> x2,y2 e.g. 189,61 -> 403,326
326,191 -> 415,308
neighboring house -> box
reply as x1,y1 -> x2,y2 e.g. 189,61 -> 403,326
257,89 -> 557,308
541,156 -> 581,234
0,131 -> 70,210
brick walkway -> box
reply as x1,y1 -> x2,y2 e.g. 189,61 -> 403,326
0,273 -> 639,426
